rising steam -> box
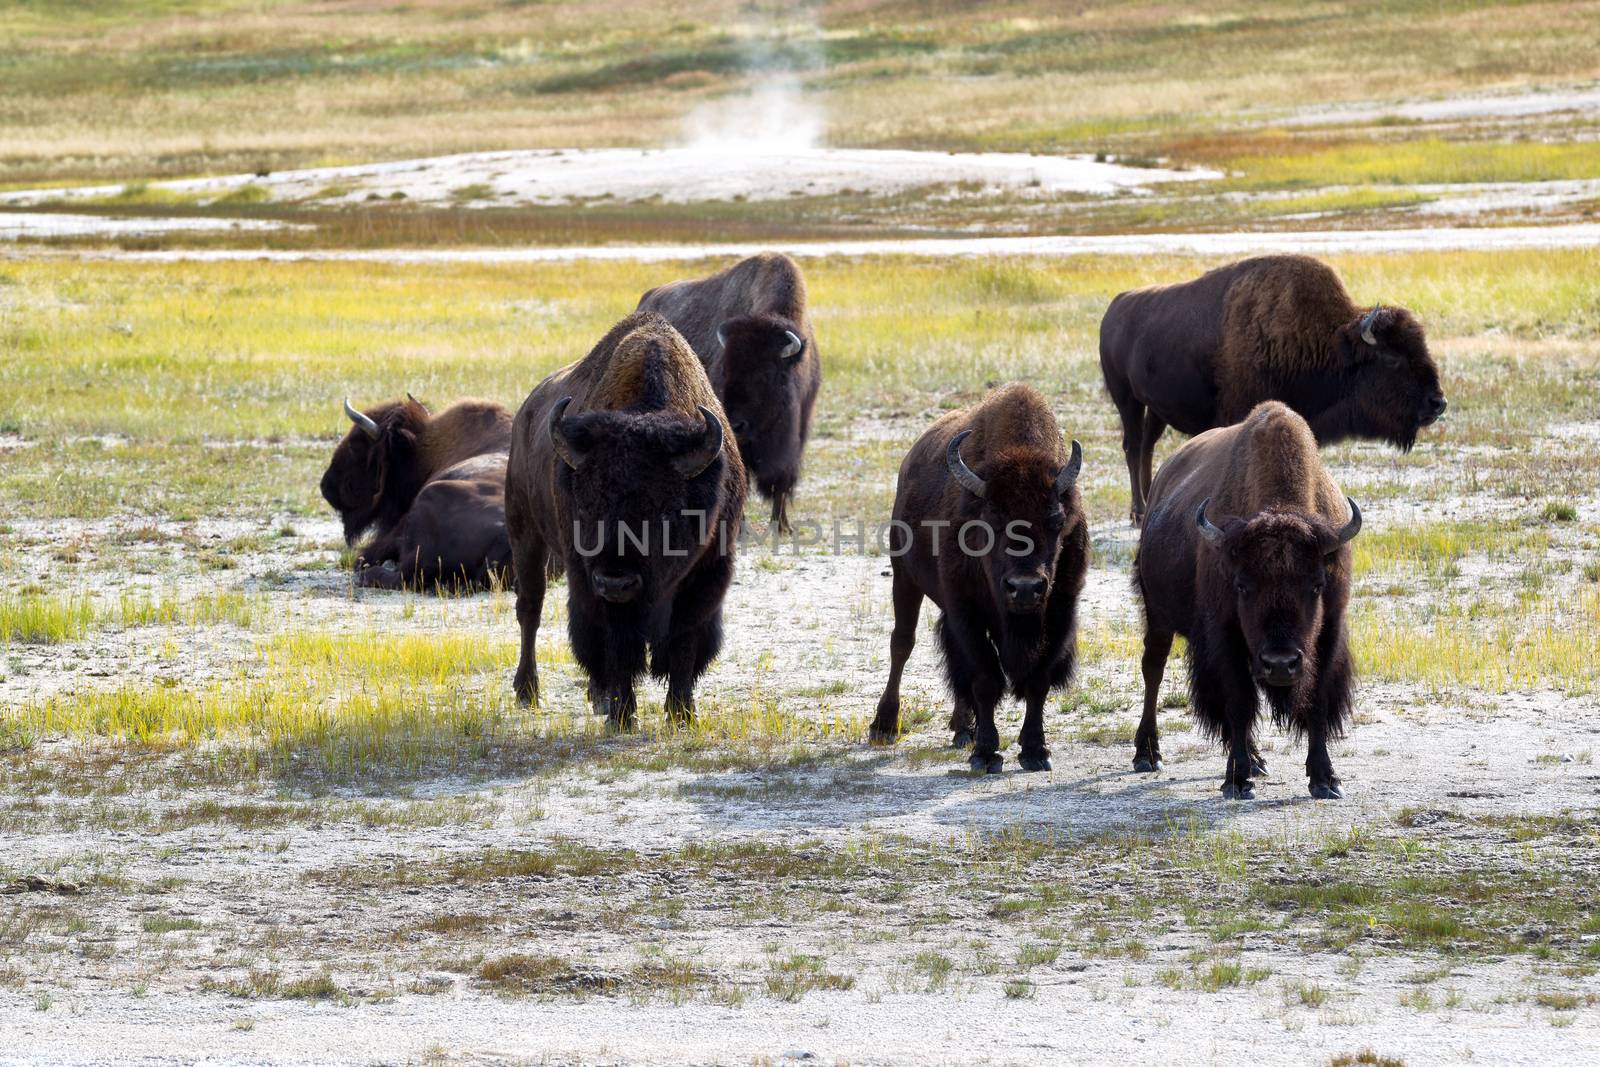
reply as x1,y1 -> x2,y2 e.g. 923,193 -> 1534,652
681,16 -> 824,154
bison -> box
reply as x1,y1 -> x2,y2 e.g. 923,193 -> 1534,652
1132,401 -> 1362,800
870,384 -> 1088,774
636,252 -> 820,533
505,311 -> 745,729
320,394 -> 513,591
1100,254 -> 1446,524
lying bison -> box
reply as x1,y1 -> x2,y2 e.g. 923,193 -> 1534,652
870,384 -> 1088,774
505,311 -> 745,728
637,252 -> 820,533
1100,254 -> 1446,523
321,394 -> 513,590
1132,401 -> 1362,800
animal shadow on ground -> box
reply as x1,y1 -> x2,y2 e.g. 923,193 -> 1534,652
678,752 -> 1301,839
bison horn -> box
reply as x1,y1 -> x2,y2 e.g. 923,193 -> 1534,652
548,396 -> 585,471
1196,498 -> 1227,547
1055,439 -> 1083,497
1337,496 -> 1362,544
1360,304 -> 1381,346
673,405 -> 724,478
780,330 -> 804,363
343,397 -> 380,439
946,430 -> 988,498
716,323 -> 730,350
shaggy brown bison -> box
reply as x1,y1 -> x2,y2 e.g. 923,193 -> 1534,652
505,311 -> 745,729
870,384 -> 1088,774
1100,254 -> 1446,523
636,252 -> 820,533
320,394 -> 513,590
1132,401 -> 1362,800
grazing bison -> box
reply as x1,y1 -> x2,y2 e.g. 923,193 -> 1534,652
1132,401 -> 1362,800
320,394 -> 513,590
636,252 -> 820,533
870,384 -> 1088,774
505,311 -> 745,728
1100,254 -> 1446,523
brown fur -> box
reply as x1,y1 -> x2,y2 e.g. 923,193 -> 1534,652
504,311 -> 746,725
1100,254 -> 1445,523
1132,402 -> 1358,799
872,384 -> 1089,773
637,252 -> 821,529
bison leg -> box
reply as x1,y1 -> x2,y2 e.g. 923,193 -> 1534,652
510,532 -> 548,706
1115,399 -> 1147,524
1188,626 -> 1260,799
870,567 -> 923,745
1305,615 -> 1354,800
1016,680 -> 1051,772
770,491 -> 793,537
1133,629 -> 1173,773
938,615 -> 1004,774
1136,410 -> 1167,522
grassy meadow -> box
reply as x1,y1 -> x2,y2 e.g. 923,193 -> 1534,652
3,2 -> 1600,1056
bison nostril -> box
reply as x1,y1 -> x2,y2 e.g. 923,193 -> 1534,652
1004,577 -> 1045,600
1260,651 -> 1302,675
1431,395 -> 1448,417
731,421 -> 750,434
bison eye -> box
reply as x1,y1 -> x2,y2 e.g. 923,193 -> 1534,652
1233,578 -> 1250,596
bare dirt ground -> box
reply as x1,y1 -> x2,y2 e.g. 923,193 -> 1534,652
3,486 -> 1598,1064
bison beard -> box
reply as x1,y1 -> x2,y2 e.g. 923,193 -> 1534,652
505,312 -> 745,730
1132,402 -> 1362,799
1099,254 -> 1446,524
870,384 -> 1088,775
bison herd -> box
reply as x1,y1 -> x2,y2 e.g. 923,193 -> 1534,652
321,252 -> 1447,800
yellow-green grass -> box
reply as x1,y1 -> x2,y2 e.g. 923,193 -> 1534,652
2,249 -> 1596,522
4,1 -> 1600,186
1352,587 -> 1600,696
1191,135 -> 1600,191
1,588 -> 261,644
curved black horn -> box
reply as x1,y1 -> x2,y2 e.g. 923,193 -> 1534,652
1337,496 -> 1362,544
1196,498 -> 1227,547
1359,304 -> 1381,346
548,396 -> 584,471
343,397 -> 379,439
946,430 -> 987,498
716,323 -> 730,350
779,330 -> 804,363
1055,439 -> 1083,496
673,405 -> 724,478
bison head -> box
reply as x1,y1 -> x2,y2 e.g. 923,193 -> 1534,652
1197,497 -> 1361,688
320,396 -> 429,545
1338,305 -> 1447,451
946,430 -> 1083,614
714,315 -> 806,497
549,397 -> 727,606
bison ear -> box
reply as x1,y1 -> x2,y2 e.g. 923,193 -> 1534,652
548,397 -> 587,471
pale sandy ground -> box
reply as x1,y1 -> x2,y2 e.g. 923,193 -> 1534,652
0,148 -> 1213,212
1278,82 -> 1600,127
33,221 -> 1600,264
2,503 -> 1597,1065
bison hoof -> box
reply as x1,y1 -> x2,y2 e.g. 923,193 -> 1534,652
868,723 -> 898,746
950,729 -> 974,749
1018,752 -> 1051,773
1221,780 -> 1255,801
1132,755 -> 1163,774
969,752 -> 1003,775
1309,779 -> 1345,800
